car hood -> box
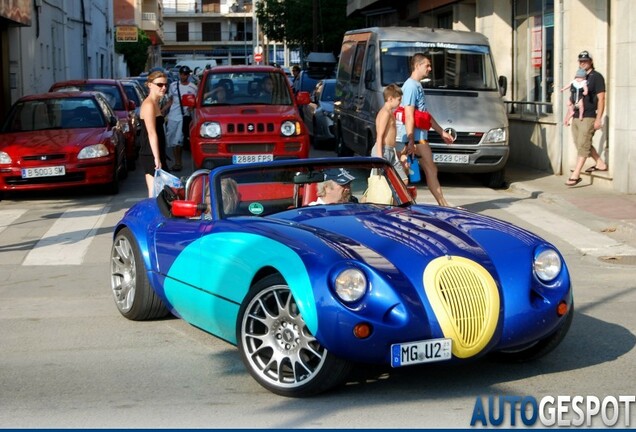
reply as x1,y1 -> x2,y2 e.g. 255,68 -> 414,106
427,90 -> 508,130
196,104 -> 300,120
271,204 -> 542,277
0,129 -> 105,153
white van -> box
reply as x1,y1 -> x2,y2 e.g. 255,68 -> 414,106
334,27 -> 509,187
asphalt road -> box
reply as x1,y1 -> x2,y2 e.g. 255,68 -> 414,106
1,149 -> 635,428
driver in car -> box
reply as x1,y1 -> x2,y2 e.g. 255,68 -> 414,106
309,168 -> 356,205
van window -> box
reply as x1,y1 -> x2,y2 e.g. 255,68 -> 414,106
337,41 -> 356,84
379,41 -> 498,91
351,42 -> 367,84
364,44 -> 376,90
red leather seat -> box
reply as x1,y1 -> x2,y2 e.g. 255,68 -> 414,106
189,176 -> 206,204
301,183 -> 319,206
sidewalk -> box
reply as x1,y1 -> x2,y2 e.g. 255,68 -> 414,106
505,163 -> 636,258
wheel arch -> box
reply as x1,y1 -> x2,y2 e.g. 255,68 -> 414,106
245,261 -> 319,337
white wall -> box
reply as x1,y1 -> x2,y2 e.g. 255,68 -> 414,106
8,0 -> 115,103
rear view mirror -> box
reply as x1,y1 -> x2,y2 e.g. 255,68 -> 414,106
293,171 -> 325,184
498,76 -> 507,96
296,91 -> 311,106
182,93 -> 196,108
171,200 -> 207,218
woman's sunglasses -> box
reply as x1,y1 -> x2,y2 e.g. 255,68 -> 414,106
152,82 -> 168,88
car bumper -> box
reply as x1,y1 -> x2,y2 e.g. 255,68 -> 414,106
429,144 -> 509,173
0,159 -> 115,191
191,137 -> 310,169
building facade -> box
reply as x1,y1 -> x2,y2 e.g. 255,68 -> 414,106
1,0 -> 118,119
161,0 -> 256,67
347,0 -> 636,194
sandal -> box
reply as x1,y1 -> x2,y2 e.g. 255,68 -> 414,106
565,178 -> 582,186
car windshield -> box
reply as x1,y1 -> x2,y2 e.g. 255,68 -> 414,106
201,72 -> 293,107
1,97 -> 105,132
380,41 -> 498,90
54,84 -> 124,110
203,161 -> 412,219
123,84 -> 141,106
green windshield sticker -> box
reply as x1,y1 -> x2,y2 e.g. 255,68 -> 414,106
248,202 -> 264,215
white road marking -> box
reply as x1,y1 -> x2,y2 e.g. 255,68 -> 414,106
22,205 -> 110,266
498,201 -> 636,257
0,209 -> 27,236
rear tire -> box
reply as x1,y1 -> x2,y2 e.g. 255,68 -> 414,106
110,228 -> 170,320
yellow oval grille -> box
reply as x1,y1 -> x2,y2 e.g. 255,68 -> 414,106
424,256 -> 500,358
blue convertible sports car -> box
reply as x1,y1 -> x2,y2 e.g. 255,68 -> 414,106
110,157 -> 573,397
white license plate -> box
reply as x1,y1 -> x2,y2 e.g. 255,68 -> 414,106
232,154 -> 274,164
391,338 -> 452,367
433,153 -> 469,164
21,166 -> 66,179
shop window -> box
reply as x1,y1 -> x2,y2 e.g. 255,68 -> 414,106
513,0 -> 554,116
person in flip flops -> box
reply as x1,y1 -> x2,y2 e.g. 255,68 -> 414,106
565,51 -> 608,186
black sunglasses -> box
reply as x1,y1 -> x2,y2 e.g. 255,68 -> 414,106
152,82 -> 168,88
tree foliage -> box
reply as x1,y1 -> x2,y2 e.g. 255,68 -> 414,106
256,0 -> 364,58
114,28 -> 152,76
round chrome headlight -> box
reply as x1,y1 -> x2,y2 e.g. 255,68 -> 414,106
201,122 -> 221,138
334,268 -> 367,302
280,120 -> 298,137
533,248 -> 562,282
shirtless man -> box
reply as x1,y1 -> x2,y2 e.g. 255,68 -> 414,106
371,84 -> 408,183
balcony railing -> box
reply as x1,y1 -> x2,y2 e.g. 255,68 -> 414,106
163,0 -> 253,14
164,30 -> 253,44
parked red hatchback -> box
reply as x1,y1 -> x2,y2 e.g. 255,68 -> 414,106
0,92 -> 127,196
182,65 -> 311,169
49,79 -> 138,169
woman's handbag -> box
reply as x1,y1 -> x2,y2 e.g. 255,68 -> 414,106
364,171 -> 393,205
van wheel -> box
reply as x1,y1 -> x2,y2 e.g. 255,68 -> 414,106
335,127 -> 353,157
485,169 -> 505,189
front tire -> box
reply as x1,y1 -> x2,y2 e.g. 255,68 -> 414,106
237,274 -> 351,397
485,169 -> 505,189
110,228 -> 170,320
